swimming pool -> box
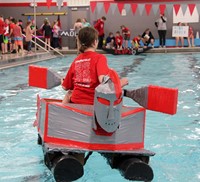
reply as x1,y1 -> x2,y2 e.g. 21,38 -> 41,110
0,53 -> 199,182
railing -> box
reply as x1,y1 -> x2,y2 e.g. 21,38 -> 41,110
22,34 -> 49,53
22,34 -> 64,56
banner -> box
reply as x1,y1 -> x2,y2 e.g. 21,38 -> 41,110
90,1 -> 97,13
145,4 -> 152,15
104,2 -> 110,14
172,26 -> 188,37
46,0 -> 52,9
56,0 -> 63,10
131,3 -> 138,14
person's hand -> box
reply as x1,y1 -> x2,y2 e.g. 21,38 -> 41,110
120,77 -> 128,87
61,78 -> 64,85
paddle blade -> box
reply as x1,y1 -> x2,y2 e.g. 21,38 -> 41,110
147,85 -> 178,115
29,65 -> 61,89
126,85 -> 178,115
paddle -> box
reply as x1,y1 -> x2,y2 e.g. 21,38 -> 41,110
29,65 -> 178,115
29,65 -> 62,89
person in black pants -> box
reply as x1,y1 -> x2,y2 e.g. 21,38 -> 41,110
155,14 -> 167,48
94,16 -> 106,49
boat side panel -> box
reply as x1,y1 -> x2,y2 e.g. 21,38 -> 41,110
44,103 -> 145,150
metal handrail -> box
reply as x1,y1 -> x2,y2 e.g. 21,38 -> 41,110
31,34 -> 64,56
22,34 -> 49,53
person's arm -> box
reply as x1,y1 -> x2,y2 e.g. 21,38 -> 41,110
9,28 -> 13,37
141,32 -> 145,38
150,32 -> 154,39
161,16 -> 167,23
62,63 -> 75,91
94,20 -> 100,31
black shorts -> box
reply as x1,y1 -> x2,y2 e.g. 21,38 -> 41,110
0,34 -> 4,44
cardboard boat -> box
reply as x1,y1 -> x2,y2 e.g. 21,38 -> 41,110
35,95 -> 155,181
30,65 -> 178,181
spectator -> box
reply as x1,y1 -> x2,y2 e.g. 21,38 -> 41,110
132,35 -> 142,50
82,18 -> 90,27
155,13 -> 167,48
141,28 -> 155,48
18,19 -> 25,34
175,22 -> 184,47
105,32 -> 115,49
0,16 -> 5,54
9,18 -> 16,53
42,20 -> 52,50
3,18 -> 9,54
185,23 -> 195,47
120,25 -> 131,48
13,19 -> 23,54
115,31 -> 123,50
73,18 -> 83,49
52,20 -> 61,49
25,21 -> 35,54
94,16 -> 106,49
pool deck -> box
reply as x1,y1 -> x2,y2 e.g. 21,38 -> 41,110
1,46 -> 200,69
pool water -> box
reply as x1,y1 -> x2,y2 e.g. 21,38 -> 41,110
0,53 -> 200,182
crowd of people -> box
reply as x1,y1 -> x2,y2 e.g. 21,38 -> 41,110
94,14 -> 195,51
0,15 -> 64,56
0,14 -> 196,57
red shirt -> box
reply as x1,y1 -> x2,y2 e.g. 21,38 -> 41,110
9,23 -> 16,36
122,27 -> 130,37
0,19 -> 5,35
94,19 -> 104,36
133,37 -> 140,44
13,25 -> 22,37
115,35 -> 123,46
62,51 -> 110,105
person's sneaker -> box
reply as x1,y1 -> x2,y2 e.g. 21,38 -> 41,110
163,46 -> 166,48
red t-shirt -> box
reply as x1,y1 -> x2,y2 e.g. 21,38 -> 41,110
122,27 -> 130,37
9,23 -> 16,36
94,19 -> 104,36
62,51 -> 110,105
133,37 -> 140,43
13,25 -> 21,37
0,19 -> 5,35
115,35 -> 123,46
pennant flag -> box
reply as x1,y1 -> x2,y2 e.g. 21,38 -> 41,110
166,4 -> 173,15
174,4 -> 181,15
90,1 -> 97,13
138,4 -> 145,16
46,0 -> 52,9
145,4 -> 152,15
97,2 -> 103,14
110,3 -> 117,15
181,4 -> 187,15
117,3 -> 125,14
104,2 -> 110,14
57,0 -> 63,10
131,3 -> 138,15
188,4 -> 196,15
196,4 -> 200,15
152,4 -> 159,15
124,4 -> 131,14
159,4 -> 166,15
